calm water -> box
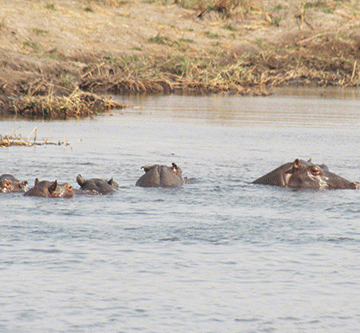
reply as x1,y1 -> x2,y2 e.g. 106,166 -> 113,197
1,89 -> 360,332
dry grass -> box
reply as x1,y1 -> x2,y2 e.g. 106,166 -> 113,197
79,41 -> 360,96
177,0 -> 252,15
8,89 -> 126,119
1,0 -> 360,118
79,54 -> 271,95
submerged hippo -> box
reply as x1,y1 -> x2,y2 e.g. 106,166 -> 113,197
0,174 -> 28,193
72,188 -> 100,196
76,174 -> 118,194
24,179 -> 74,198
136,163 -> 185,188
253,158 -> 359,190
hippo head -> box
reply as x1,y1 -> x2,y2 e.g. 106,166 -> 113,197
48,180 -> 74,198
286,159 -> 327,189
0,178 -> 14,193
29,178 -> 73,198
253,158 -> 359,190
76,174 -> 118,194
286,159 -> 359,190
0,174 -> 28,193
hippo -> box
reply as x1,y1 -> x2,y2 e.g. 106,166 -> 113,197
0,174 -> 28,193
72,188 -> 100,196
76,174 -> 118,194
253,158 -> 359,190
24,179 -> 74,198
136,163 -> 185,188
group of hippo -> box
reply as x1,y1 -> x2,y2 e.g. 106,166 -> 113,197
1,159 -> 359,198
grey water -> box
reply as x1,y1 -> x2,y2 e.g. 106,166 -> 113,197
1,88 -> 360,332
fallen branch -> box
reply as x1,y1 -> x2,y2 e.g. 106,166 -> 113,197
1,129 -> 68,147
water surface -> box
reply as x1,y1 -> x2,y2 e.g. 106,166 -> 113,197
1,89 -> 360,332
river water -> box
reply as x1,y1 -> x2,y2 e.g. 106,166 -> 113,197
1,88 -> 360,332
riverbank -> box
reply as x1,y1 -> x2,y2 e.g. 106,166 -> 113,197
1,0 -> 360,118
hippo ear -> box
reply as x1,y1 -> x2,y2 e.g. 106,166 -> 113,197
48,180 -> 58,195
20,181 -> 28,188
141,166 -> 151,172
171,162 -> 182,175
171,163 -> 178,175
319,164 -> 329,172
76,174 -> 84,186
293,159 -> 300,169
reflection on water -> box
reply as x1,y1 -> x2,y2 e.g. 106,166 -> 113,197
114,87 -> 360,128
1,89 -> 360,333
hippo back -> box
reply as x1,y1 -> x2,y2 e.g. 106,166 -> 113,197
253,162 -> 293,187
136,164 -> 184,188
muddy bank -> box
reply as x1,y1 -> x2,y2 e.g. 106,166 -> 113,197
1,0 -> 360,118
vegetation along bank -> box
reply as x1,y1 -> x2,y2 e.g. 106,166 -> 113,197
1,0 -> 360,118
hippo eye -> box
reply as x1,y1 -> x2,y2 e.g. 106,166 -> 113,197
310,166 -> 322,176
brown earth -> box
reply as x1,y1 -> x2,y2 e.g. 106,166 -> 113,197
1,0 -> 360,118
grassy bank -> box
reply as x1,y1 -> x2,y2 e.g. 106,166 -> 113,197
1,0 -> 360,118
